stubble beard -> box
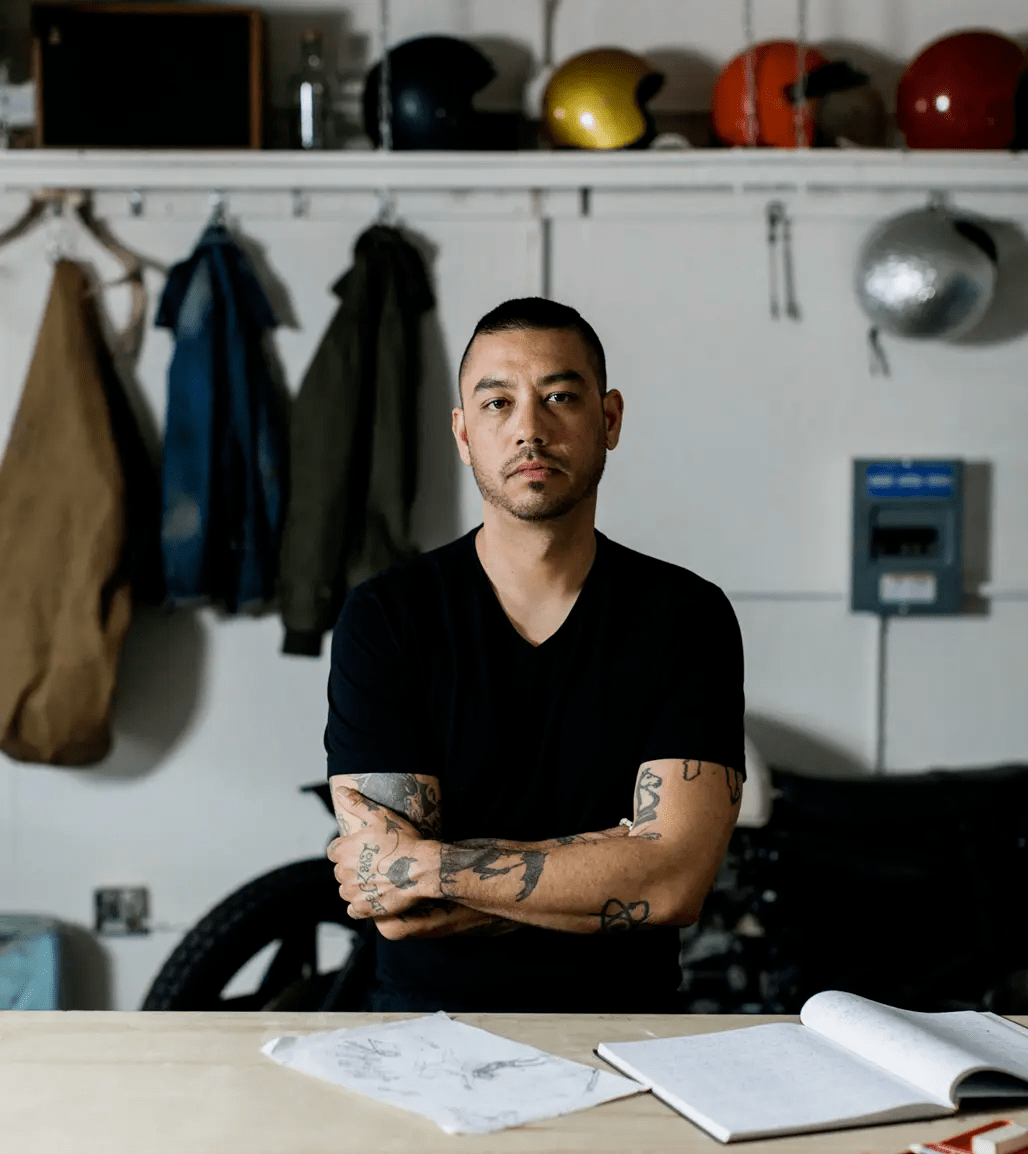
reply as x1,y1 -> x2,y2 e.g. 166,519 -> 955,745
469,436 -> 607,522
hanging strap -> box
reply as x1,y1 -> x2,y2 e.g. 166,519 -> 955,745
74,197 -> 151,363
766,201 -> 782,320
0,195 -> 48,252
867,326 -> 890,376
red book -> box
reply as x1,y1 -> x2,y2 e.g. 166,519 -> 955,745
913,1119 -> 1025,1154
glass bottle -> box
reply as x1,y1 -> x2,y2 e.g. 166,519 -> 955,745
289,30 -> 328,149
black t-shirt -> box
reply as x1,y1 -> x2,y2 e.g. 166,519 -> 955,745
325,528 -> 745,1013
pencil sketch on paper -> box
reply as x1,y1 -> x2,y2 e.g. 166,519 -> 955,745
262,1011 -> 641,1134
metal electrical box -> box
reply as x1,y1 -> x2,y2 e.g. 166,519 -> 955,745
852,459 -> 964,615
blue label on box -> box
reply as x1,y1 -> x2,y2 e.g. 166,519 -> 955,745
865,462 -> 956,500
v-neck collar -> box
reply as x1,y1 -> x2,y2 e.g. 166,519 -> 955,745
468,527 -> 605,652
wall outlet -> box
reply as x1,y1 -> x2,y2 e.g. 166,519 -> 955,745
94,887 -> 150,936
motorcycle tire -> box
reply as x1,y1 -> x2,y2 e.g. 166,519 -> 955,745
141,857 -> 375,1011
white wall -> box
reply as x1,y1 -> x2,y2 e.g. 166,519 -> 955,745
2,0 -> 1028,1009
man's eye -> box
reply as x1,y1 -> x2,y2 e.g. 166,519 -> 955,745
547,392 -> 577,403
484,398 -> 508,411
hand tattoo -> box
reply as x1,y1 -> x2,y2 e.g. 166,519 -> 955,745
356,842 -> 388,915
633,765 -> 662,826
597,898 -> 651,933
385,856 -> 417,890
349,773 -> 442,838
441,842 -> 546,902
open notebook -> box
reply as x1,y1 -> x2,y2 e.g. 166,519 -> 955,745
598,990 -> 1028,1143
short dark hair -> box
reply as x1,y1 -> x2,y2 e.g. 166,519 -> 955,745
458,297 -> 607,400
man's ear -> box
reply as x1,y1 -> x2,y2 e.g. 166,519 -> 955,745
451,404 -> 472,466
602,388 -> 625,450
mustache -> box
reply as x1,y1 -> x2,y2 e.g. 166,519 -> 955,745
504,449 -> 566,475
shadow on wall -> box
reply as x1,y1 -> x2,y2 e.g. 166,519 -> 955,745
953,219 -> 1028,347
645,48 -> 720,113
963,461 -> 993,616
93,607 -> 208,782
745,712 -> 869,779
406,229 -> 462,552
470,37 -> 535,113
644,48 -> 720,145
816,40 -> 904,145
59,922 -> 111,1009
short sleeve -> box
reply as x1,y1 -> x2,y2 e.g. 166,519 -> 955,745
325,583 -> 415,780
640,587 -> 746,778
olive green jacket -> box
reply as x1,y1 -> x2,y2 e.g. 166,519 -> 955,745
277,226 -> 434,656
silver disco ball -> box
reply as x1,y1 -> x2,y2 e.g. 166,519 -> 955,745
855,207 -> 997,340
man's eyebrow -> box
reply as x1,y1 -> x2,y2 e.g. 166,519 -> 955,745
538,370 -> 586,387
468,369 -> 583,396
472,376 -> 510,394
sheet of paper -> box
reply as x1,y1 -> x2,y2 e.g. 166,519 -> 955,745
262,1011 -> 642,1134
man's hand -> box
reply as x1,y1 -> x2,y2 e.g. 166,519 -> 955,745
327,784 -> 439,920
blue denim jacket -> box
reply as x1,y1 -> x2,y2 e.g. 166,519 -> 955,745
155,225 -> 287,612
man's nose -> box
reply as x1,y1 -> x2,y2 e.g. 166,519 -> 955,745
514,399 -> 548,446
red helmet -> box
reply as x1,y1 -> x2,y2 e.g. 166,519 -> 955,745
897,30 -> 1026,149
713,40 -> 829,147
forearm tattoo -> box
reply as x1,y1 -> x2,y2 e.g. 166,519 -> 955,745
440,841 -> 547,902
597,898 -> 651,933
348,773 -> 442,838
633,765 -> 662,826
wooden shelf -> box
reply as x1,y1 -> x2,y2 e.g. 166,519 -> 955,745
2,148 -> 1028,194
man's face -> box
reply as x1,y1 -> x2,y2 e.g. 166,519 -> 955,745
452,327 -> 624,523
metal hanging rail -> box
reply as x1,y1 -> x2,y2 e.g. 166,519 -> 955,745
3,150 -> 1028,196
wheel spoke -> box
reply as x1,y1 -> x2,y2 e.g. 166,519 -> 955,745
253,924 -> 317,1005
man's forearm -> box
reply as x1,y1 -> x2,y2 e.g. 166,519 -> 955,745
331,761 -> 739,937
412,832 -> 697,934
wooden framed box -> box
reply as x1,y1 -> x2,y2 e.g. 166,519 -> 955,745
31,3 -> 263,148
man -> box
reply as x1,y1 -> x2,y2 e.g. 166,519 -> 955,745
326,297 -> 745,1012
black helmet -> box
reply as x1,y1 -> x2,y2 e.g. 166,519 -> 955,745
363,35 -> 506,149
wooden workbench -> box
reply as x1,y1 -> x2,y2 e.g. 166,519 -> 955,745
3,1011 -> 1027,1153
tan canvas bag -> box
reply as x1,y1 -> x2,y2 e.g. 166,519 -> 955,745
0,260 -> 132,764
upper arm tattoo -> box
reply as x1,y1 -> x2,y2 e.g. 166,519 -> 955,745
633,765 -> 662,827
679,759 -> 743,806
348,773 -> 442,838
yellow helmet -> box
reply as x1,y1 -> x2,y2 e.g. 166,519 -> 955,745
543,48 -> 664,149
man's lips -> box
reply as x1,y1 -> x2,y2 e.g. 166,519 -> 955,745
512,462 -> 560,478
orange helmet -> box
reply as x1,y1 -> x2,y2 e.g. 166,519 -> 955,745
712,40 -> 829,147
543,48 -> 664,149
897,30 -> 1025,149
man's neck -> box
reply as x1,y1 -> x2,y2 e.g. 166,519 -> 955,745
475,499 -> 598,604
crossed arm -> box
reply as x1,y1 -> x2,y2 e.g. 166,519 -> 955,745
326,760 -> 742,941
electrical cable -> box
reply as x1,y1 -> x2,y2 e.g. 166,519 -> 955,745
874,614 -> 889,774
742,0 -> 758,146
794,0 -> 808,149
